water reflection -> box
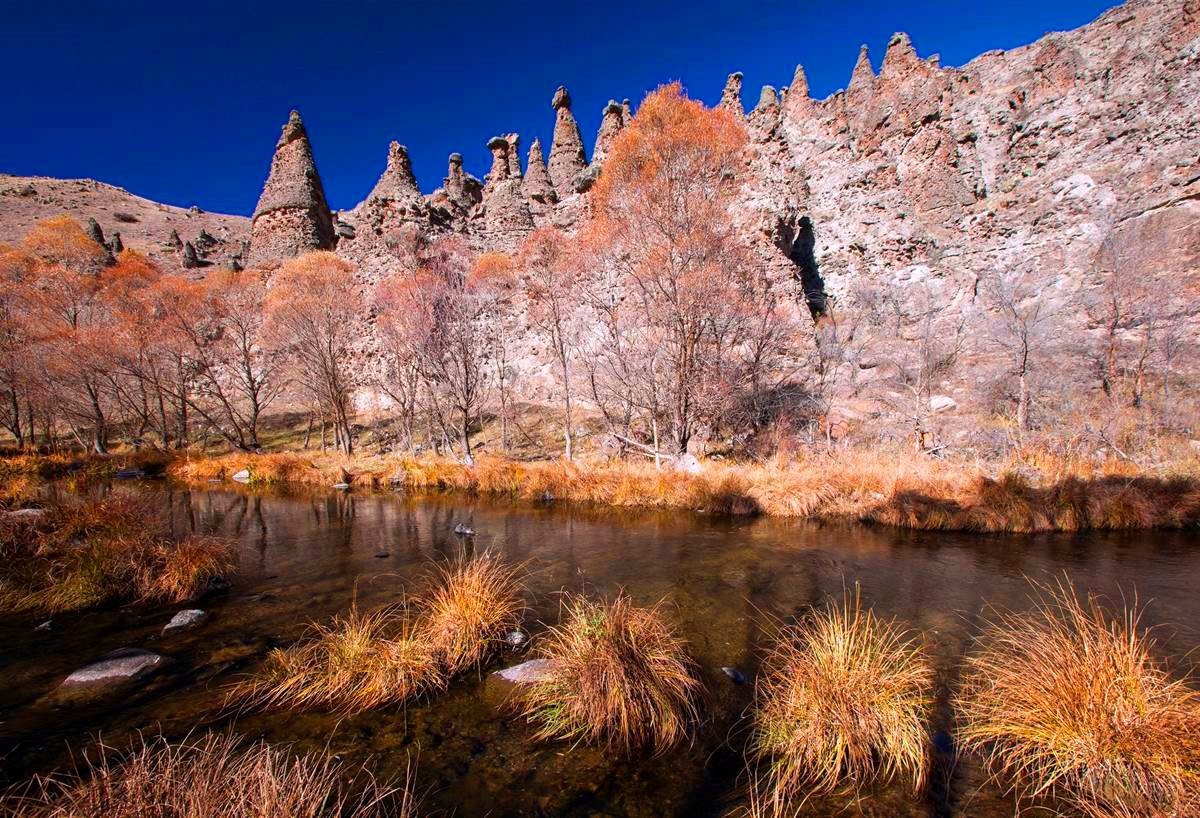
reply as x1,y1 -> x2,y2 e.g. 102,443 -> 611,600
2,484 -> 1198,816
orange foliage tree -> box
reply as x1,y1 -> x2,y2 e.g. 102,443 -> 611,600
579,83 -> 800,456
264,251 -> 362,454
376,237 -> 512,463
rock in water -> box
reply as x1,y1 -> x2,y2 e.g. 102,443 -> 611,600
453,523 -> 475,536
721,666 -> 749,685
231,469 -> 251,484
505,629 -> 528,647
493,658 -> 555,685
62,649 -> 164,687
163,609 -> 208,633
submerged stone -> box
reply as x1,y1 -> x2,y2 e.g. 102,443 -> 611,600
62,648 -> 163,687
163,609 -> 208,633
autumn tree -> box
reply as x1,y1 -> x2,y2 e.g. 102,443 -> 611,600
581,83 -> 794,456
983,268 -> 1059,434
0,244 -> 33,446
376,237 -> 511,463
516,229 -> 582,459
19,216 -> 116,452
264,251 -> 362,454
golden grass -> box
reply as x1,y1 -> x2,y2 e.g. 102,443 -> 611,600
749,591 -> 933,813
520,593 -> 702,755
419,553 -> 524,675
236,604 -> 442,714
0,732 -> 413,818
165,448 -> 1200,533
234,553 -> 524,714
955,581 -> 1200,818
0,493 -> 235,614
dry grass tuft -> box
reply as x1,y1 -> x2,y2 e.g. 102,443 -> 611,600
419,553 -> 524,675
234,604 -> 442,715
956,581 -> 1200,818
235,554 -> 524,714
0,732 -> 413,818
749,591 -> 933,812
521,593 -> 701,755
0,493 -> 235,614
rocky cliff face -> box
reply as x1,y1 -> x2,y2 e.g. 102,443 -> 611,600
3,0 -> 1196,373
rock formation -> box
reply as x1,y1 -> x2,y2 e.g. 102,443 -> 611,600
547,86 -> 588,199
367,141 -> 421,205
248,110 -> 336,266
719,72 -> 744,117
481,136 -> 534,246
592,100 -> 625,165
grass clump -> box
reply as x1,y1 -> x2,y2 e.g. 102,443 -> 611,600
749,591 -> 933,812
419,553 -> 524,674
956,581 -> 1200,818
521,593 -> 701,755
0,493 -> 235,614
237,605 -> 442,714
235,553 -> 524,714
0,732 -> 413,818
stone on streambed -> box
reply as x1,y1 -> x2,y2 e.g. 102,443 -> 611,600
163,609 -> 208,633
61,648 -> 165,690
485,658 -> 557,706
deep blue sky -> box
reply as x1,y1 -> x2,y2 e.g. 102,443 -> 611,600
2,0 -> 1117,216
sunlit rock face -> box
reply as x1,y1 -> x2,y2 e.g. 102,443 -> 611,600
248,110 -> 336,266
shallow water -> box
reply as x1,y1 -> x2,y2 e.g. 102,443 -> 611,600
3,483 -> 1199,816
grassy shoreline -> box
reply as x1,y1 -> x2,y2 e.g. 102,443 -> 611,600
164,448 -> 1200,533
4,447 -> 1199,532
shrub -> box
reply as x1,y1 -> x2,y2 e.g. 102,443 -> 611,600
521,593 -> 701,755
749,591 -> 932,811
956,581 -> 1200,818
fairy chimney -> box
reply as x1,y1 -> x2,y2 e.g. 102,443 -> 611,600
782,64 -> 814,123
366,141 -> 421,204
444,152 -> 482,211
506,133 -> 522,178
719,72 -> 744,117
592,100 -> 625,165
548,86 -> 588,199
248,110 -> 336,265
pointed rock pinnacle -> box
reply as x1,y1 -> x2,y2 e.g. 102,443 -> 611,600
367,141 -> 421,204
249,109 -> 335,265
719,72 -> 745,117
548,85 -> 588,199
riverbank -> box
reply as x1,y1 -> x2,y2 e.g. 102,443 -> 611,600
4,447 -> 1197,533
158,448 -> 1200,533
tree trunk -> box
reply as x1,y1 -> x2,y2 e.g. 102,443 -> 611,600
459,412 -> 474,465
1017,371 -> 1030,434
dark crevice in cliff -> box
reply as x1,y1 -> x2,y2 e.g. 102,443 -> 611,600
788,216 -> 828,318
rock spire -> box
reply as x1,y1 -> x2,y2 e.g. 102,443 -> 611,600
366,141 -> 421,204
548,86 -> 588,199
592,100 -> 625,165
249,110 -> 336,265
719,72 -> 744,117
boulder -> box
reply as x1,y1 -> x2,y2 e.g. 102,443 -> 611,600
671,453 -> 704,475
231,469 -> 251,484
929,395 -> 958,413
